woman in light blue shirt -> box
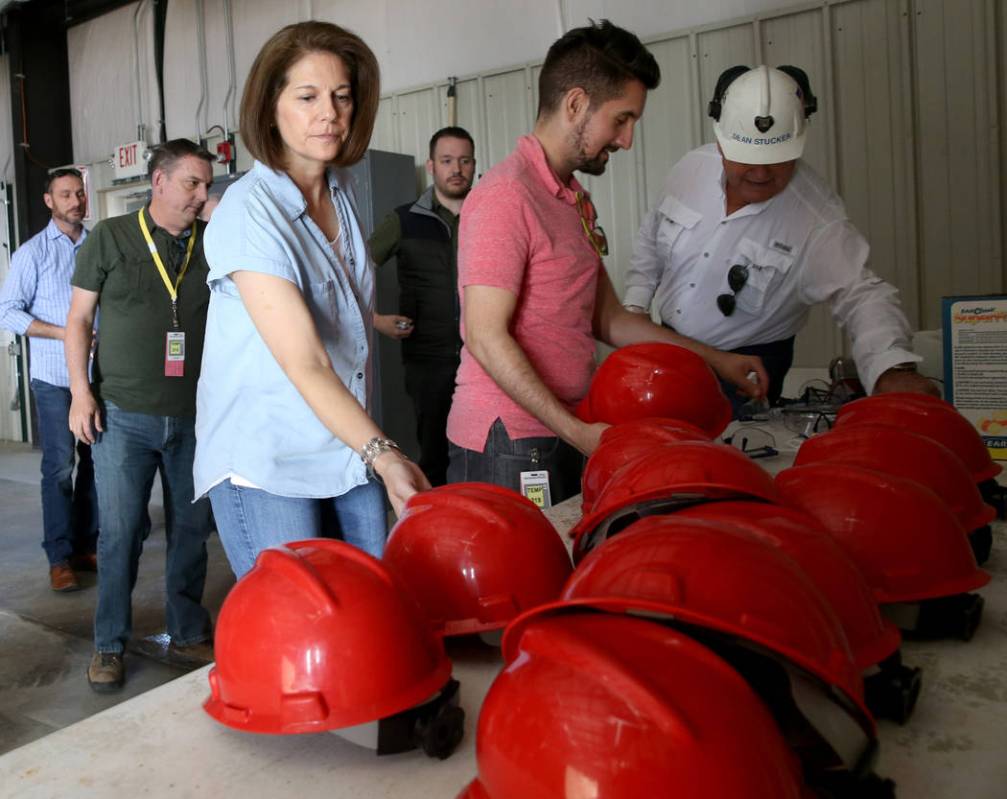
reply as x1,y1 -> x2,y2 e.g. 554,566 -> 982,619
195,21 -> 428,578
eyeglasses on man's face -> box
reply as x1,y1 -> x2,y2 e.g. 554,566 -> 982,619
717,263 -> 750,316
575,192 -> 609,257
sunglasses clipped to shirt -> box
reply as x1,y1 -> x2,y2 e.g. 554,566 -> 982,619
717,263 -> 750,316
575,192 -> 609,258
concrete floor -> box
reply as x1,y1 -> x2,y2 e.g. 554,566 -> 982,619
0,441 -> 236,755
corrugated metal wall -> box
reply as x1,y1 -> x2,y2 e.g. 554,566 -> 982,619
0,52 -> 24,442
60,0 -> 1004,370
67,1 -> 160,165
913,0 -> 1002,328
370,0 -> 1003,369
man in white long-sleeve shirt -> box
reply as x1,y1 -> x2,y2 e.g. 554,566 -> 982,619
625,65 -> 937,406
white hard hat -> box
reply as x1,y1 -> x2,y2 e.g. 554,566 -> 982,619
709,65 -> 816,165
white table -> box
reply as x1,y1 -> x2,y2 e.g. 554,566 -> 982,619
2,449 -> 1005,799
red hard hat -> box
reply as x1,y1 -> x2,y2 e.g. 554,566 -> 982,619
580,418 -> 710,514
459,613 -> 805,799
383,483 -> 572,637
776,464 -> 990,605
834,393 -> 1002,483
204,539 -> 452,734
673,500 -> 901,671
795,423 -> 996,534
569,440 -> 779,562
574,342 -> 733,437
537,518 -> 877,777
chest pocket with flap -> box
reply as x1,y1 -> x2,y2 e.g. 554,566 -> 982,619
729,238 -> 795,316
655,195 -> 702,262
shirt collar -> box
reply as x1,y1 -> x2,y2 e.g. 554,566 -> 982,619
45,217 -> 87,244
518,134 -> 587,205
716,165 -> 781,221
252,160 -> 343,219
142,205 -> 193,241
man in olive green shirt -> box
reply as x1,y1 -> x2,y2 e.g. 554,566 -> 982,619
66,139 -> 215,692
369,126 -> 475,485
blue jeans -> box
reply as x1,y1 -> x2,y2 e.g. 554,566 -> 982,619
446,418 -> 584,505
208,479 -> 388,579
31,379 -> 98,565
91,402 -> 211,654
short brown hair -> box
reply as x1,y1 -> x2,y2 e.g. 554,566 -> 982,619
147,139 -> 214,180
538,20 -> 660,118
44,168 -> 83,195
240,21 -> 380,170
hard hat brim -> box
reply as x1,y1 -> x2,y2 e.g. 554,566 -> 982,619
715,127 -> 806,165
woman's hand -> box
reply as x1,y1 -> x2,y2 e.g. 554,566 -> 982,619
374,450 -> 431,516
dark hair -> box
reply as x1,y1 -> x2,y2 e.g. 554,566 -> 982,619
147,139 -> 214,179
44,167 -> 83,195
537,19 -> 660,117
428,126 -> 474,159
240,21 -> 380,170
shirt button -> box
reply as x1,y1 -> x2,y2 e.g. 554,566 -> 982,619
703,252 -> 709,258
356,372 -> 364,380
676,309 -> 682,315
689,283 -> 695,288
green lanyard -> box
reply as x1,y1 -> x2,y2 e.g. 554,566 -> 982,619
137,209 -> 197,328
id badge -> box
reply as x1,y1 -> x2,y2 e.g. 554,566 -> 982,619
520,470 -> 552,509
164,331 -> 185,377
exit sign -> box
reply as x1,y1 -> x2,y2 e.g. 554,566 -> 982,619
114,140 -> 148,180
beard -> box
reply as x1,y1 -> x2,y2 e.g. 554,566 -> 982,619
571,117 -> 611,176
52,206 -> 84,226
436,178 -> 472,200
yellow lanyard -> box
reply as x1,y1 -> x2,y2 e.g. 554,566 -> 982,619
137,208 -> 197,328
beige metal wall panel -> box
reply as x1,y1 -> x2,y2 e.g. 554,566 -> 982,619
638,35 -> 698,209
372,97 -> 398,153
0,54 -> 12,183
164,0 -> 298,142
0,50 -> 19,441
914,0 -> 1002,328
760,9 -> 831,181
394,88 -> 439,191
483,69 -> 533,168
696,24 -> 757,146
69,1 -> 160,163
579,146 -> 645,298
830,0 -> 919,329
530,64 -> 543,119
760,7 -> 842,367
164,0 -> 199,139
1001,0 -> 1007,285
436,77 -> 487,172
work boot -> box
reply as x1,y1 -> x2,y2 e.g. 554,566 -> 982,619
49,562 -> 81,592
87,652 -> 125,692
70,551 -> 98,573
168,638 -> 215,664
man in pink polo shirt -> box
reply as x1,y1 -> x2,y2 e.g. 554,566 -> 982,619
446,20 -> 768,504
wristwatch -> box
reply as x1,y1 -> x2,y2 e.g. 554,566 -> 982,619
360,437 -> 402,470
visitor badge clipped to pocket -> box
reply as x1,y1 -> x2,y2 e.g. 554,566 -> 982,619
520,470 -> 552,509
164,331 -> 185,377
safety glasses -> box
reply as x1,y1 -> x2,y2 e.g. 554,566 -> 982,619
717,263 -> 750,316
575,192 -> 609,258
723,426 -> 778,459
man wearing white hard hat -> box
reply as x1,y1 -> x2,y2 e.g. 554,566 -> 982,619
624,64 -> 937,408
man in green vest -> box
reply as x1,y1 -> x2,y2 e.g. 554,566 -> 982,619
370,127 -> 476,486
